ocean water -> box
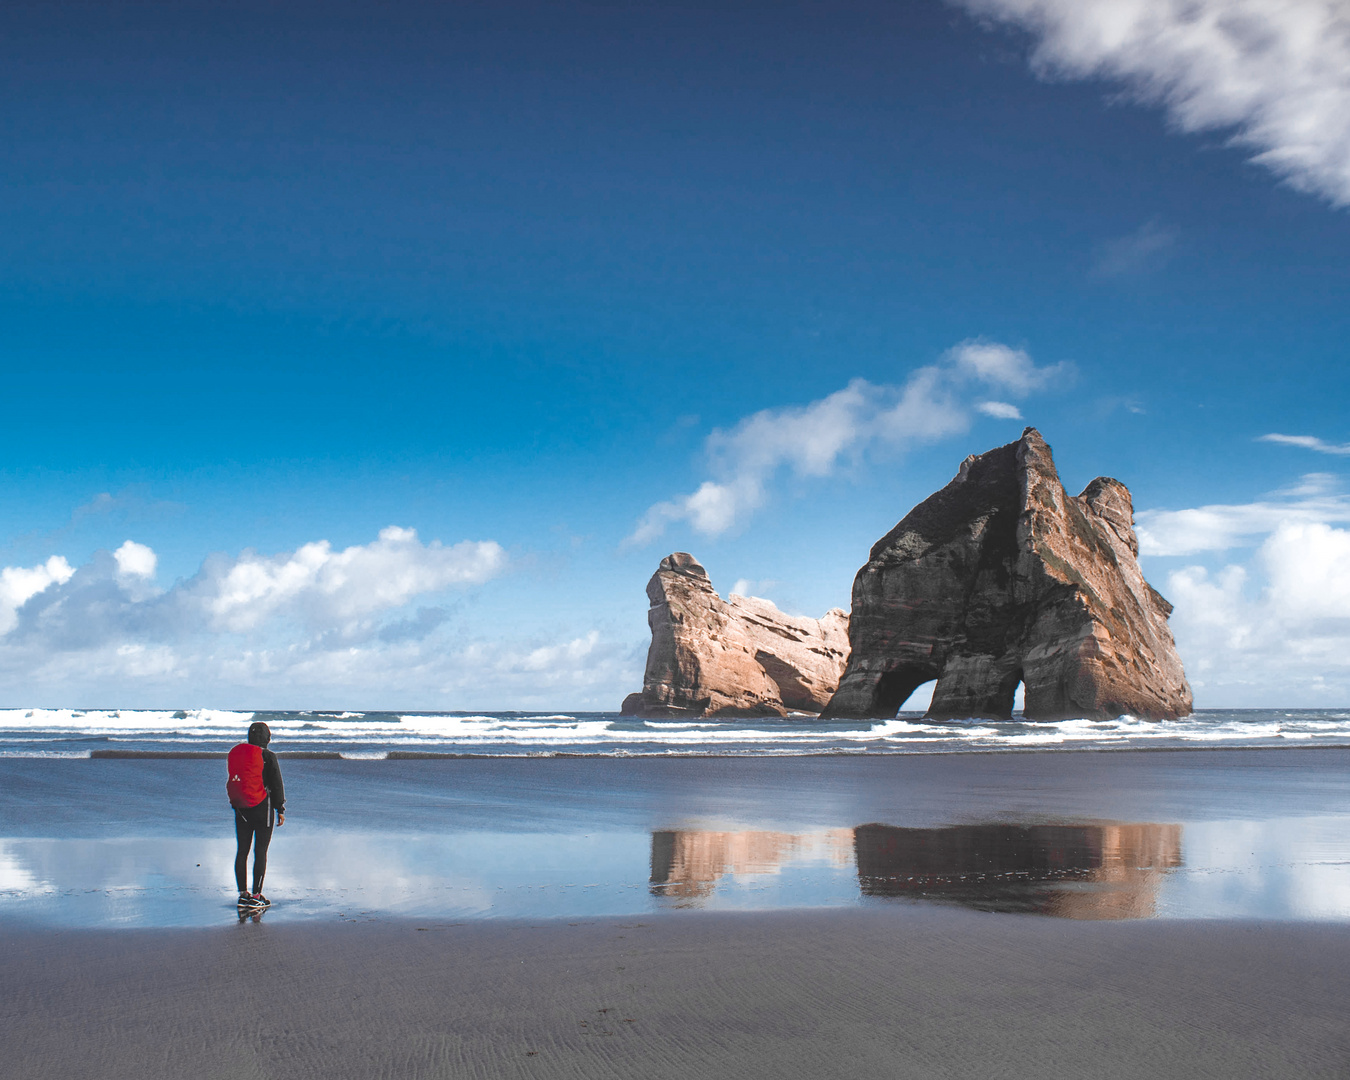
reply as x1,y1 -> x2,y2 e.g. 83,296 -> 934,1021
1,706 -> 1349,758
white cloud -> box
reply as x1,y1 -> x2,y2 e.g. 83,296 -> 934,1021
627,339 -> 1069,544
1135,467 -> 1350,703
520,630 -> 603,673
1165,521 -> 1350,703
948,340 -> 1071,394
0,528 -> 507,645
0,527 -> 569,708
1273,472 -> 1340,496
1136,479 -> 1350,555
1262,521 -> 1350,619
0,556 -> 74,634
227,628 -> 636,708
191,526 -> 506,632
956,0 -> 1350,206
113,642 -> 179,678
0,625 -> 638,711
1259,433 -> 1350,455
626,479 -> 760,548
976,400 -> 1024,419
114,540 -> 158,579
1092,219 -> 1176,277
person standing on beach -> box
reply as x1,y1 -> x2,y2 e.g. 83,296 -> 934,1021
227,721 -> 285,910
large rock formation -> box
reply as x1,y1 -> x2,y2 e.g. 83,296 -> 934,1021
621,553 -> 850,717
824,428 -> 1192,722
854,822 -> 1182,919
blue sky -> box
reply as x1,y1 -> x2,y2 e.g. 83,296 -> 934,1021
2,0 -> 1350,709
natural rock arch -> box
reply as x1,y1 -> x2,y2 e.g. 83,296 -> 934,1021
823,429 -> 1192,722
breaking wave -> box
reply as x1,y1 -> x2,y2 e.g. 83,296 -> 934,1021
0,708 -> 1347,758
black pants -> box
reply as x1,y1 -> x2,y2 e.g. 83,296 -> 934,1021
234,799 -> 273,894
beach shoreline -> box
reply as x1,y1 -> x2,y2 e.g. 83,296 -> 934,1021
75,740 -> 1350,759
4,907 -> 1347,1079
7,707 -> 1350,759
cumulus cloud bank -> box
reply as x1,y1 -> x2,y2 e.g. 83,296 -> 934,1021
189,527 -> 506,632
0,528 -> 577,706
114,541 -> 157,579
956,0 -> 1350,206
0,556 -> 75,634
1141,472 -> 1350,703
629,340 -> 1070,544
1166,519 -> 1350,703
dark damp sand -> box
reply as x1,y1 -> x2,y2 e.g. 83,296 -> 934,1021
4,908 -> 1348,1080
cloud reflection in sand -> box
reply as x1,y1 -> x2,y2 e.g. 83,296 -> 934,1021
6,815 -> 1350,926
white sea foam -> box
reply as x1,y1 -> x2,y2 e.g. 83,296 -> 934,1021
1,707 -> 1348,757
0,708 -> 255,732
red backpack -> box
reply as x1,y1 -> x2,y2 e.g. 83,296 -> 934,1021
227,743 -> 267,809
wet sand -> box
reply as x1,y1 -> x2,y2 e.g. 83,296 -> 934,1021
4,907 -> 1348,1080
5,749 -> 1350,924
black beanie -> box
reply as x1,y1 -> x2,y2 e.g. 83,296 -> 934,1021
247,721 -> 271,747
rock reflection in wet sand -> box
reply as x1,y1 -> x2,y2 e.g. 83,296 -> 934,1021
651,822 -> 1182,919
650,828 -> 855,902
855,823 -> 1183,919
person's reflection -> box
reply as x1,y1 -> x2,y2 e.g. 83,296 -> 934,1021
855,822 -> 1183,919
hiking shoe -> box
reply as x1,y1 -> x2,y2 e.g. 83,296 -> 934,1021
251,893 -> 271,908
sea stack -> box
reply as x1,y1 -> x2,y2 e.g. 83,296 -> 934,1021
621,553 -> 850,717
823,428 -> 1192,722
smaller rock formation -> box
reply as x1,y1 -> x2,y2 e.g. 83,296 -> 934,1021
650,828 -> 856,901
621,553 -> 850,717
824,428 -> 1192,722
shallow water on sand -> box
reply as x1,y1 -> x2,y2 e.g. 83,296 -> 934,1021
1,751 -> 1347,927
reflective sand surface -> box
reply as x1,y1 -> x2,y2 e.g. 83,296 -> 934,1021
649,822 -> 1185,919
1,750 -> 1348,926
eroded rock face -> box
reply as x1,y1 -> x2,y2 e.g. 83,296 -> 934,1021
823,428 -> 1192,722
622,553 -> 850,717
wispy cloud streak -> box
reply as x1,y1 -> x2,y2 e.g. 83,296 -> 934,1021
627,340 -> 1070,545
1137,475 -> 1350,555
1259,433 -> 1350,456
1091,219 -> 1176,277
955,0 -> 1350,206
